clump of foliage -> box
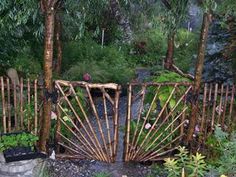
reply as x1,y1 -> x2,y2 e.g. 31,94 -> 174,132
93,172 -> 111,177
13,53 -> 42,79
130,28 -> 167,66
206,126 -> 236,176
163,146 -> 207,177
0,132 -> 38,152
62,38 -> 134,84
174,28 -> 198,72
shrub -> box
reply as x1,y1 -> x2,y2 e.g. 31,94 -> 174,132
62,38 -> 134,84
174,28 -> 198,72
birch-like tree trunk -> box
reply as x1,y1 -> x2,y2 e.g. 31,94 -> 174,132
164,34 -> 175,70
55,12 -> 62,75
39,0 -> 56,152
109,0 -> 133,43
187,12 -> 212,143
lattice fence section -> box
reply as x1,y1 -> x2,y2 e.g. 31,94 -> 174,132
198,83 -> 235,142
124,82 -> 193,162
0,77 -> 43,135
55,80 -> 120,162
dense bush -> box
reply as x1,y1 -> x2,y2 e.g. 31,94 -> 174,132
62,38 -> 134,84
174,29 -> 198,72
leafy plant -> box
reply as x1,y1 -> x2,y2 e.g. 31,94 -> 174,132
206,126 -> 236,176
0,132 -> 38,152
93,172 -> 111,177
163,146 -> 207,177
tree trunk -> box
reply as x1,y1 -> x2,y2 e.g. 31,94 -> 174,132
55,12 -> 62,75
164,33 -> 175,70
109,0 -> 133,43
186,12 -> 212,143
39,6 -> 55,152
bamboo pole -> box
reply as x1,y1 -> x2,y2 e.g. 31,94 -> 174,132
6,78 -> 11,132
34,79 -> 38,134
13,80 -> 18,130
124,84 -> 132,161
200,83 -> 207,133
27,78 -> 31,131
222,85 -> 229,130
20,78 -> 24,129
113,87 -> 120,162
217,84 -> 224,125
228,85 -> 235,131
102,88 -> 113,162
211,83 -> 218,132
1,77 -> 6,133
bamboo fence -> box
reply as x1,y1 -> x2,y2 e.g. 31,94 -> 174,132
0,77 -> 43,135
54,80 -> 121,163
124,82 -> 236,162
0,77 -> 235,163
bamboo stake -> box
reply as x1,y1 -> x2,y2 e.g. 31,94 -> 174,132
129,85 -> 161,160
34,79 -> 38,134
58,142 -> 87,159
20,78 -> 24,129
228,85 -> 235,131
102,88 -> 113,162
6,78 -> 11,132
204,83 -> 212,139
124,84 -> 132,161
113,87 -> 120,162
68,84 -> 108,161
27,78 -> 30,131
13,80 -> 18,130
200,83 -> 207,133
132,84 -> 178,160
1,77 -> 6,133
211,83 -> 218,132
222,85 -> 229,130
85,85 -> 109,161
217,84 -> 224,125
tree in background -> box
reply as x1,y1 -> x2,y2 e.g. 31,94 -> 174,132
187,0 -> 217,144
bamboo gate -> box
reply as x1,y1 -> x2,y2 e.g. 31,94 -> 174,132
0,77 -> 235,163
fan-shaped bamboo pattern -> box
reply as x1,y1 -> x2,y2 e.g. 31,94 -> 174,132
55,80 -> 121,162
124,82 -> 192,162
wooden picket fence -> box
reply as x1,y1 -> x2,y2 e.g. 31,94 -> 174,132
0,77 -> 43,135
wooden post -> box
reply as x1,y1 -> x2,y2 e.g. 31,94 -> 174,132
187,12 -> 212,143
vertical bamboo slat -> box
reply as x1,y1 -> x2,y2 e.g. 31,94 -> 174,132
13,80 -> 18,130
211,83 -> 218,131
27,78 -> 31,131
1,77 -> 7,133
200,83 -> 207,133
34,79 -> 38,134
6,78 -> 11,132
20,78 -> 24,129
217,84 -> 224,125
222,85 -> 229,130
